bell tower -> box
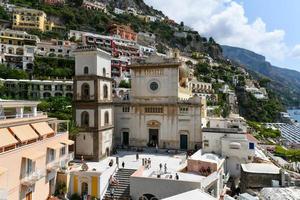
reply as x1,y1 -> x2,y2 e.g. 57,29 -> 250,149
73,46 -> 114,161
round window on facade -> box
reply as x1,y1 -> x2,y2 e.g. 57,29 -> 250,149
149,81 -> 159,91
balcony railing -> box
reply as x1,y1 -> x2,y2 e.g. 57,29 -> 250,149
0,111 -> 46,120
76,94 -> 95,101
46,161 -> 60,171
21,169 -> 45,186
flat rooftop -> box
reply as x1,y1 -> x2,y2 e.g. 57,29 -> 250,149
241,163 -> 280,174
162,189 -> 217,200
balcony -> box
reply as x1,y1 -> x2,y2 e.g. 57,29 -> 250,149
0,111 -> 45,120
46,161 -> 60,171
21,169 -> 45,186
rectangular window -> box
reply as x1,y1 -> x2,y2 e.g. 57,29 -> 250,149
60,146 -> 66,156
145,107 -> 163,113
26,159 -> 33,175
122,106 -> 130,112
49,149 -> 55,162
249,142 -> 255,150
204,140 -> 209,147
180,107 -> 189,113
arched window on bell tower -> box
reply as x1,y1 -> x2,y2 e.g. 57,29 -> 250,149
81,83 -> 90,100
81,111 -> 89,127
103,84 -> 108,99
104,111 -> 109,125
84,66 -> 89,75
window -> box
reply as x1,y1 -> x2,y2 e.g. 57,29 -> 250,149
180,107 -> 189,113
103,84 -> 108,99
103,68 -> 106,77
204,140 -> 209,147
249,142 -> 255,150
149,81 -> 159,91
145,107 -> 163,113
81,111 -> 89,127
26,159 -> 33,175
122,106 -> 130,112
49,149 -> 55,162
81,83 -> 90,100
60,146 -> 66,156
83,66 -> 89,75
104,111 -> 109,125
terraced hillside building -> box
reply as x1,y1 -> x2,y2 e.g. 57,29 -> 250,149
114,55 -> 205,150
73,46 -> 114,161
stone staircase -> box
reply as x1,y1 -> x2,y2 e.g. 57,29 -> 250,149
104,168 -> 136,200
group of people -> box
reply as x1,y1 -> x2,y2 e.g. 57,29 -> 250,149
159,163 -> 168,174
142,157 -> 152,169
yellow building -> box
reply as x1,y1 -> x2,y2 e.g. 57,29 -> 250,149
12,7 -> 64,32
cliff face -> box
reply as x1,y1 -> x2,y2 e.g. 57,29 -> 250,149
222,45 -> 300,107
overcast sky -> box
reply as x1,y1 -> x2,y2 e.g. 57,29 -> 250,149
145,0 -> 300,72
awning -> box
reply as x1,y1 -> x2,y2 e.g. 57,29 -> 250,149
9,125 -> 39,142
60,139 -> 74,145
48,142 -> 65,150
0,167 -> 8,175
0,128 -> 18,148
31,122 -> 54,137
23,151 -> 45,161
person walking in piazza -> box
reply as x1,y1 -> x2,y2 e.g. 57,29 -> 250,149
136,153 -> 139,161
164,163 -> 167,174
122,161 -> 125,168
148,158 -> 151,168
159,163 -> 162,172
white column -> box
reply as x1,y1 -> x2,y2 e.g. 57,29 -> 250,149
0,107 -> 4,119
31,106 -> 37,117
16,107 -> 24,118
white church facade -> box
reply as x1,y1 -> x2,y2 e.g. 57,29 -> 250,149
114,56 -> 205,150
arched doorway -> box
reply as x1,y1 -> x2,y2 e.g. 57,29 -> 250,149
147,120 -> 161,147
139,194 -> 159,200
81,182 -> 88,196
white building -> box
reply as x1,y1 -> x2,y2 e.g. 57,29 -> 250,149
36,39 -> 76,58
0,29 -> 39,70
73,46 -> 114,161
202,117 -> 257,177
114,8 -> 125,15
82,0 -> 107,12
0,78 -> 73,99
114,55 -> 205,150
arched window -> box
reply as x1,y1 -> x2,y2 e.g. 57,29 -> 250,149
84,66 -> 89,75
103,68 -> 106,77
104,111 -> 109,125
81,83 -> 90,100
81,111 -> 89,127
103,84 -> 108,99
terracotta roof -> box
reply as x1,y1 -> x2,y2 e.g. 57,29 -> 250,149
9,125 -> 39,142
31,122 -> 54,136
0,128 -> 18,148
246,133 -> 258,143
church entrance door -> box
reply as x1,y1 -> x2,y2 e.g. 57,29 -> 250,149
180,134 -> 188,150
149,129 -> 159,147
122,132 -> 129,146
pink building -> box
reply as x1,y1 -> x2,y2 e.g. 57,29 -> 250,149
0,100 -> 74,200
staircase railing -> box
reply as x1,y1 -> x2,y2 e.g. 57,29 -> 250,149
100,165 -> 118,200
